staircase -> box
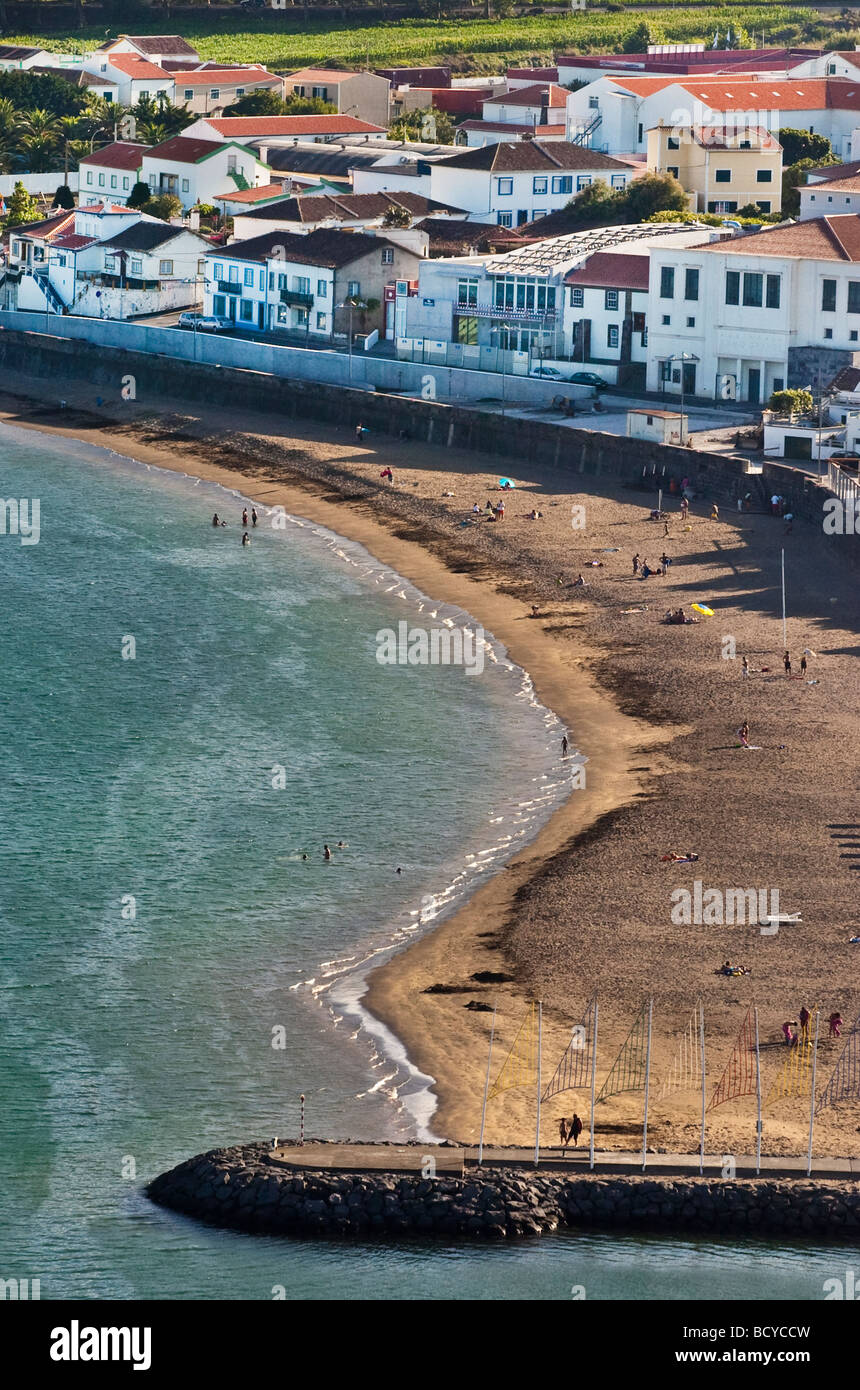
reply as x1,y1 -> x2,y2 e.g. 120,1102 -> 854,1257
29,270 -> 67,315
570,109 -> 602,148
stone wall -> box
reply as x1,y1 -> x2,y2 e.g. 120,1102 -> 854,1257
147,1143 -> 860,1242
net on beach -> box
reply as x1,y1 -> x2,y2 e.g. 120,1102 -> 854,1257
596,1000 -> 650,1104
660,1001 -> 704,1100
488,1001 -> 539,1101
766,1007 -> 820,1107
541,994 -> 596,1101
707,1004 -> 758,1112
816,1011 -> 860,1114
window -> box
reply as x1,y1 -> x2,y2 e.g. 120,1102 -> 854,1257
757,201 -> 771,214
766,274 -> 780,308
533,176 -> 547,194
110,175 -> 117,189
852,330 -> 859,342
552,175 -> 573,194
533,209 -> 546,220
213,263 -> 223,280
588,95 -> 599,109
661,314 -> 670,325
743,272 -> 763,307
848,282 -> 860,313
497,211 -> 513,227
227,154 -> 237,173
229,265 -> 239,282
317,278 -> 327,297
607,325 -> 619,348
667,166 -> 679,179
667,136 -> 680,150
637,123 -> 643,142
312,86 -> 328,101
686,316 -> 695,328
381,247 -> 394,265
610,174 -> 626,189
347,280 -> 360,296
660,266 -> 674,299
458,278 -> 478,306
181,178 -> 189,193
684,268 -> 699,301
773,378 -> 784,393
708,200 -> 737,213
244,267 -> 254,286
824,327 -> 833,339
236,88 -> 245,98
570,286 -> 584,308
56,253 -> 66,267
159,259 -> 174,275
294,276 -> 310,293
98,173 -> 105,187
316,312 -> 326,330
184,89 -> 193,101
140,90 -> 149,100
240,298 -> 254,321
714,169 -> 731,183
122,177 -> 129,190
822,278 -> 837,311
210,89 -> 220,101
497,177 -> 513,196
259,268 -> 265,290
605,289 -> 618,310
130,258 -> 142,276
756,169 -> 772,183
86,172 -> 93,185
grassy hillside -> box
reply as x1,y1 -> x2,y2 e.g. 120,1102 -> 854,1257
1,8 -> 828,73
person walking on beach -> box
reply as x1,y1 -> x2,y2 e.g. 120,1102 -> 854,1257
558,1117 -> 569,1148
242,508 -> 249,527
251,507 -> 258,528
784,649 -> 792,677
799,1004 -> 811,1043
782,1020 -> 798,1046
568,1113 -> 583,1149
738,720 -> 750,748
710,502 -> 719,521
829,1011 -> 843,1039
562,735 -> 569,757
800,653 -> 808,677
632,553 -> 640,575
680,497 -> 689,520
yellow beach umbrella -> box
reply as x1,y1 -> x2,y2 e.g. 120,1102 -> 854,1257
691,603 -> 714,617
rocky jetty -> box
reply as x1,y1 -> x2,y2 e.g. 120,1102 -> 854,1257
147,1143 -> 860,1241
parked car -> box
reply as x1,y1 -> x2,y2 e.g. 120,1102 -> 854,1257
529,366 -> 573,381
177,312 -> 227,333
568,371 -> 610,391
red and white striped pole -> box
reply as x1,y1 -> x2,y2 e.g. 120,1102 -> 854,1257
300,1093 -> 305,1147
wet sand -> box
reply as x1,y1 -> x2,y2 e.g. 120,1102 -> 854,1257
2,371 -> 858,1159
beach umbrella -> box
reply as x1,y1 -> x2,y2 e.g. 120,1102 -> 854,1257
498,477 -> 515,489
691,603 -> 714,617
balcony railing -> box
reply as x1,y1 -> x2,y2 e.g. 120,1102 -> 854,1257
280,289 -> 314,307
217,281 -> 242,296
455,300 -> 557,321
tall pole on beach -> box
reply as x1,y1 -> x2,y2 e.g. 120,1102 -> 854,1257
781,548 -> 787,651
300,1093 -> 305,1147
642,996 -> 653,1172
699,1001 -> 706,1176
754,1005 -> 762,1176
807,1010 -> 820,1177
534,1001 -> 542,1167
589,997 -> 599,1172
478,1004 -> 496,1167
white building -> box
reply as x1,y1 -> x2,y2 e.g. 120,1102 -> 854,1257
91,34 -> 202,67
230,189 -> 458,240
0,43 -> 50,71
282,68 -> 391,128
799,173 -> 860,220
141,135 -> 271,210
646,214 -> 860,404
424,140 -> 635,227
85,53 -> 175,107
79,142 -> 151,207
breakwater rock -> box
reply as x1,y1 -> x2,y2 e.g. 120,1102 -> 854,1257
147,1143 -> 860,1241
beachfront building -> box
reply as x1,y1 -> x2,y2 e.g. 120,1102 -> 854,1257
646,123 -> 783,215
78,142 -> 151,207
140,136 -> 271,211
645,214 -> 860,404
400,222 -> 714,381
4,205 -> 209,318
425,141 -> 635,227
170,65 -> 285,117
203,227 -> 424,338
183,115 -> 388,147
282,68 -> 391,128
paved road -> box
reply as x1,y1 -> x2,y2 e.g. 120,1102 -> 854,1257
271,1142 -> 857,1178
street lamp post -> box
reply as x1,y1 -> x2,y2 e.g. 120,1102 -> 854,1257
665,351 -> 700,444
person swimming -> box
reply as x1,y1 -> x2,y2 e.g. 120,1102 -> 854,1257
212,513 -> 220,527
323,844 -> 332,861
242,532 -> 250,546
336,840 -> 347,849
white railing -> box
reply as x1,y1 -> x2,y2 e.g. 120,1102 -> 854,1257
827,460 -> 860,508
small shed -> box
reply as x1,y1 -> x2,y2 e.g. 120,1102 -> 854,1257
627,408 -> 687,445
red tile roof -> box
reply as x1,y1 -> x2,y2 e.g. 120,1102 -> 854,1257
145,135 -> 230,164
507,67 -> 559,82
50,233 -> 98,251
802,174 -> 860,193
203,114 -> 386,137
565,251 -> 650,291
172,68 -> 281,88
213,183 -> 287,204
486,83 -> 569,108
611,75 -> 860,112
285,68 -> 362,84
79,141 -> 150,170
705,214 -> 860,260
103,54 -> 171,81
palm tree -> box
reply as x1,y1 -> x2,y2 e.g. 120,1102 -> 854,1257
0,97 -> 17,138
17,134 -> 61,174
16,108 -> 64,145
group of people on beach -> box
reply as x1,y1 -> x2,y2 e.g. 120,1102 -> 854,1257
211,506 -> 258,546
782,1008 -> 844,1044
558,1114 -> 584,1150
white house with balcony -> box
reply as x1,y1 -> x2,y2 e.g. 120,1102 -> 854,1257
140,135 -> 271,210
646,214 -> 860,404
426,141 -> 635,226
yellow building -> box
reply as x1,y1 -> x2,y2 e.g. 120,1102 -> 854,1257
647,123 -> 783,215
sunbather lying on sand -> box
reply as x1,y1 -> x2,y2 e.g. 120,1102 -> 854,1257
661,851 -> 700,863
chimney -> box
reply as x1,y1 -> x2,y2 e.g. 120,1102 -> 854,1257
257,143 -> 268,166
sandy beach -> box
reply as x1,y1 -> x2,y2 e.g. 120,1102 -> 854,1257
2,368 -> 858,1160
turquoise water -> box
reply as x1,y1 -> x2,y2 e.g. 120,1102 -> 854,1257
0,422 -> 839,1301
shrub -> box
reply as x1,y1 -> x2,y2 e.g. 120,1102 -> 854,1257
769,389 -> 813,416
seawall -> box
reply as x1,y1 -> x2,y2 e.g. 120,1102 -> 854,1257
147,1143 -> 860,1241
0,327 -> 852,548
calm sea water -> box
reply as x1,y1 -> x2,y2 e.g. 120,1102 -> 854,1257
0,422 -> 839,1301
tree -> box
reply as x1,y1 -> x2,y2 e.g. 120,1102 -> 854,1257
769,388 -> 813,416
781,157 -> 835,216
146,193 -> 183,221
5,181 -> 40,227
382,203 -> 412,227
53,184 -> 75,209
127,181 -> 152,210
622,21 -> 663,54
622,171 -> 688,221
777,128 -> 834,167
225,89 -> 286,117
0,70 -> 87,120
389,106 -> 455,144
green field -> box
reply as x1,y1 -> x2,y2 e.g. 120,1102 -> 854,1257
2,8 -> 828,72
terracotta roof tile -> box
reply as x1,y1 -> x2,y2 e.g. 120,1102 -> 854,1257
705,214 -> 860,260
564,251 -> 650,290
